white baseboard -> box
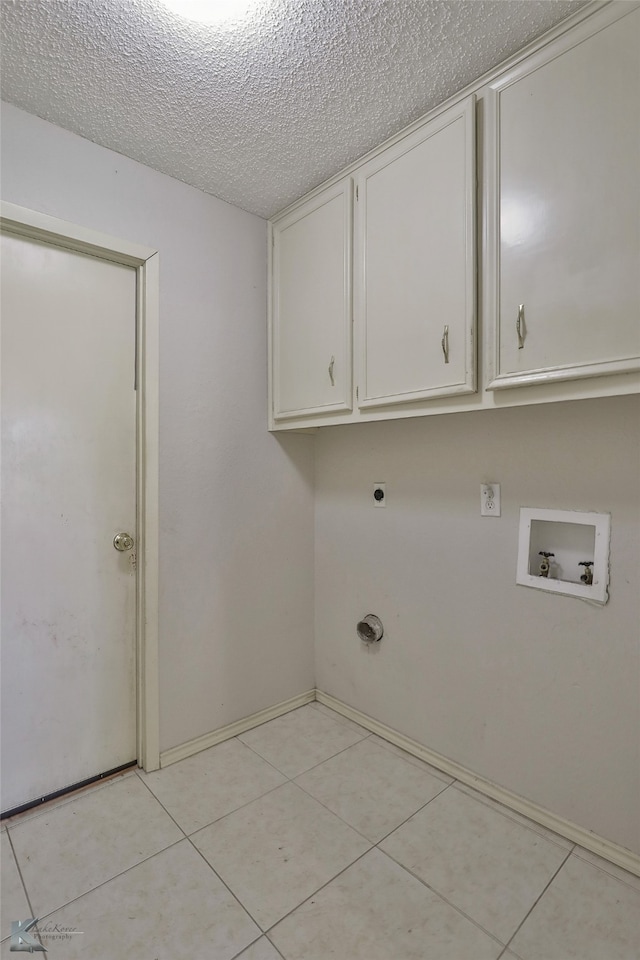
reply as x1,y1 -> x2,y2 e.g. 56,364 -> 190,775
315,690 -> 640,879
159,689 -> 316,768
158,685 -> 638,878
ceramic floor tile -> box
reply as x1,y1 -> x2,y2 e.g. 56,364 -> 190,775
308,701 -> 371,737
572,845 -> 640,893
295,737 -> 449,842
509,853 -> 640,960
269,848 -> 502,960
9,774 -> 183,917
453,781 -> 574,851
1,832 -> 30,943
380,786 -> 569,942
235,937 -> 283,959
238,705 -> 367,778
191,782 -> 370,930
4,840 -> 260,960
138,737 -> 286,834
367,733 -> 455,783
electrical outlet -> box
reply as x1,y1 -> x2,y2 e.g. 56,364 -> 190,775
373,483 -> 386,507
481,483 -> 501,517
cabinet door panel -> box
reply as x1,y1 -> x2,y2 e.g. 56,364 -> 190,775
272,181 -> 352,420
357,97 -> 476,407
488,7 -> 640,389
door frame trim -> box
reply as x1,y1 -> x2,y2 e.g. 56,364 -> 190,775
1,201 -> 161,772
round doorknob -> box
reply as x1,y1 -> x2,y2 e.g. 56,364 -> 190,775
113,532 -> 134,552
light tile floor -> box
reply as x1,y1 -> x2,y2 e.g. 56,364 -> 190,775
2,703 -> 639,959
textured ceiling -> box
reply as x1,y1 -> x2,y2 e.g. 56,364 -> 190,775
1,0 -> 588,218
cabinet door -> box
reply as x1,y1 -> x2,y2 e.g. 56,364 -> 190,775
486,5 -> 640,389
271,180 -> 352,421
356,96 -> 476,408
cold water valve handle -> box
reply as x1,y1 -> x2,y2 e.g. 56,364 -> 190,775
538,551 -> 554,578
579,561 -> 594,585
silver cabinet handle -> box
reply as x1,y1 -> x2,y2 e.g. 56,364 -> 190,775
328,356 -> 335,386
516,304 -> 526,349
441,325 -> 449,364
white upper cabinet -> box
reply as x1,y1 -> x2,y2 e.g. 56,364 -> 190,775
270,179 -> 352,421
268,2 -> 639,430
355,96 -> 476,407
486,5 -> 640,390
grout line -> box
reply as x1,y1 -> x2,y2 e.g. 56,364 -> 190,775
262,842 -> 504,953
3,777 -> 182,935
315,694 -> 640,876
292,774 -> 453,849
185,835 -> 265,932
238,730 -> 372,782
231,738 -> 302,779
232,701 -> 315,740
176,771 -> 375,932
160,718 -> 459,932
262,933 -> 288,960
499,845 -> 575,957
283,735 -> 373,779
11,810 -> 263,953
185,779 -> 290,839
229,935 -> 264,959
171,726 -> 471,942
140,725 -> 376,844
5,827 -> 37,926
231,934 -> 287,960
372,780 -> 453,846
449,779 -> 574,853
141,733 -> 290,787
307,701 -> 372,735
4,709 -> 600,959
20,836 -> 187,924
142,716 -> 562,863
134,769 -> 189,837
137,737 -> 291,835
229,931 -> 287,960
367,734 -> 455,787
263,847 -> 374,937
376,846 -> 506,951
571,847 -> 640,893
289,777 -> 378,845
4,778 -> 182,938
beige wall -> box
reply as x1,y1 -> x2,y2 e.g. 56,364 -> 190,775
4,103 -> 638,857
314,395 -> 640,855
1,103 -> 316,753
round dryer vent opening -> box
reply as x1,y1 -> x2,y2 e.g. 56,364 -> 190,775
357,614 -> 383,643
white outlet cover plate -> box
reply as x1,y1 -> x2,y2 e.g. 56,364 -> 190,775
481,482 -> 501,516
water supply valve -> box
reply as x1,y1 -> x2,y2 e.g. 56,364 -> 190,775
579,561 -> 594,585
538,551 -> 554,578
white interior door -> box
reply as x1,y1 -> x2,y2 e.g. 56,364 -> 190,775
1,231 -> 137,813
